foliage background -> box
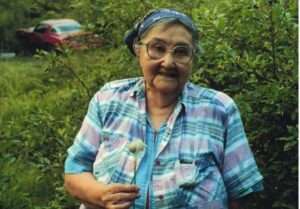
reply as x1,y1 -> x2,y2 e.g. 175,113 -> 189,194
0,0 -> 298,208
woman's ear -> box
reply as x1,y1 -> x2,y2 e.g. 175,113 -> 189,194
133,44 -> 140,57
133,38 -> 140,57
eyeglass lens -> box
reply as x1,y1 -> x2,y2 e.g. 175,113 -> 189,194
145,40 -> 193,63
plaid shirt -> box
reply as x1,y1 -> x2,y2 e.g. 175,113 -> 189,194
65,77 -> 263,209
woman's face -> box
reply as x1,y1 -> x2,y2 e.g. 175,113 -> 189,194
136,23 -> 194,95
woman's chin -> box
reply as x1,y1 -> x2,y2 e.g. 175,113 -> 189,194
153,81 -> 181,94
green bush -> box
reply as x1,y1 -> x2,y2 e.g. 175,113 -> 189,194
190,0 -> 298,208
0,0 -> 297,208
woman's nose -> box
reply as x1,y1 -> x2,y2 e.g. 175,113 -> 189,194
160,52 -> 176,68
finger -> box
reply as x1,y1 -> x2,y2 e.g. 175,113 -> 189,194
108,184 -> 139,193
103,192 -> 139,203
82,201 -> 105,209
107,201 -> 132,209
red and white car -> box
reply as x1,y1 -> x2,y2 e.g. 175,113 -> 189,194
16,19 -> 102,52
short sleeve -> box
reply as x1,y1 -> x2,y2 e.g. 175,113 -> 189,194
222,101 -> 263,199
64,93 -> 103,173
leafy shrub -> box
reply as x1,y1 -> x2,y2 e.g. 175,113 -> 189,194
0,0 -> 297,209
191,0 -> 298,208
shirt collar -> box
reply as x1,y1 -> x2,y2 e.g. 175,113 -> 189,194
130,77 -> 193,111
130,77 -> 146,99
178,82 -> 194,111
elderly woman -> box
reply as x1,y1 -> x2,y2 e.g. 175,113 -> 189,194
64,8 -> 263,209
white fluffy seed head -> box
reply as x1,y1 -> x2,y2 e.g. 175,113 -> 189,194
127,139 -> 145,154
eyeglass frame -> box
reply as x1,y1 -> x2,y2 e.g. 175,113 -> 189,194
137,40 -> 195,64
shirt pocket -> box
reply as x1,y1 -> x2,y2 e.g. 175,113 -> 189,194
152,158 -> 182,208
93,132 -> 129,183
176,153 -> 227,208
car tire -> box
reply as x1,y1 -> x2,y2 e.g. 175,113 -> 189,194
44,43 -> 55,51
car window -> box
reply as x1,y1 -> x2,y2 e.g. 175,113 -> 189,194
55,23 -> 81,34
34,24 -> 48,33
51,28 -> 57,33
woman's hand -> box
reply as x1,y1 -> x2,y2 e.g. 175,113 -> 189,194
229,200 -> 240,209
64,173 -> 139,209
95,183 -> 140,209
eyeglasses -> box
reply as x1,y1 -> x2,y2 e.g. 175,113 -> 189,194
139,40 -> 194,64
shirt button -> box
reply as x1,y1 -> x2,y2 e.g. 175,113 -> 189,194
155,160 -> 160,165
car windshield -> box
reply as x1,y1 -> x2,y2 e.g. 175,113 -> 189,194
55,23 -> 81,34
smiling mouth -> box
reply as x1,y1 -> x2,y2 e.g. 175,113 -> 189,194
158,71 -> 178,78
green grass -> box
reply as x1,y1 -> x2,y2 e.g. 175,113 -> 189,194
0,52 -> 91,209
0,57 -> 49,102
0,48 -> 139,209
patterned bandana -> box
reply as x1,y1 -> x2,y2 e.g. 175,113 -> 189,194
124,8 -> 198,55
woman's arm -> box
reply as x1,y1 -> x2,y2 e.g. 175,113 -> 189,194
64,172 -> 105,208
64,173 -> 139,209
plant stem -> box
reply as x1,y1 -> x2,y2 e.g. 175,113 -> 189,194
133,158 -> 136,209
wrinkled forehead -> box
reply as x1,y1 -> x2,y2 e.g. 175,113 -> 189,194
140,21 -> 193,46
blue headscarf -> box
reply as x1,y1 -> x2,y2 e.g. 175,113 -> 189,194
124,8 -> 198,55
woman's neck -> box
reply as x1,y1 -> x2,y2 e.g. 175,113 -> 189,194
145,89 -> 179,129
146,88 -> 179,109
